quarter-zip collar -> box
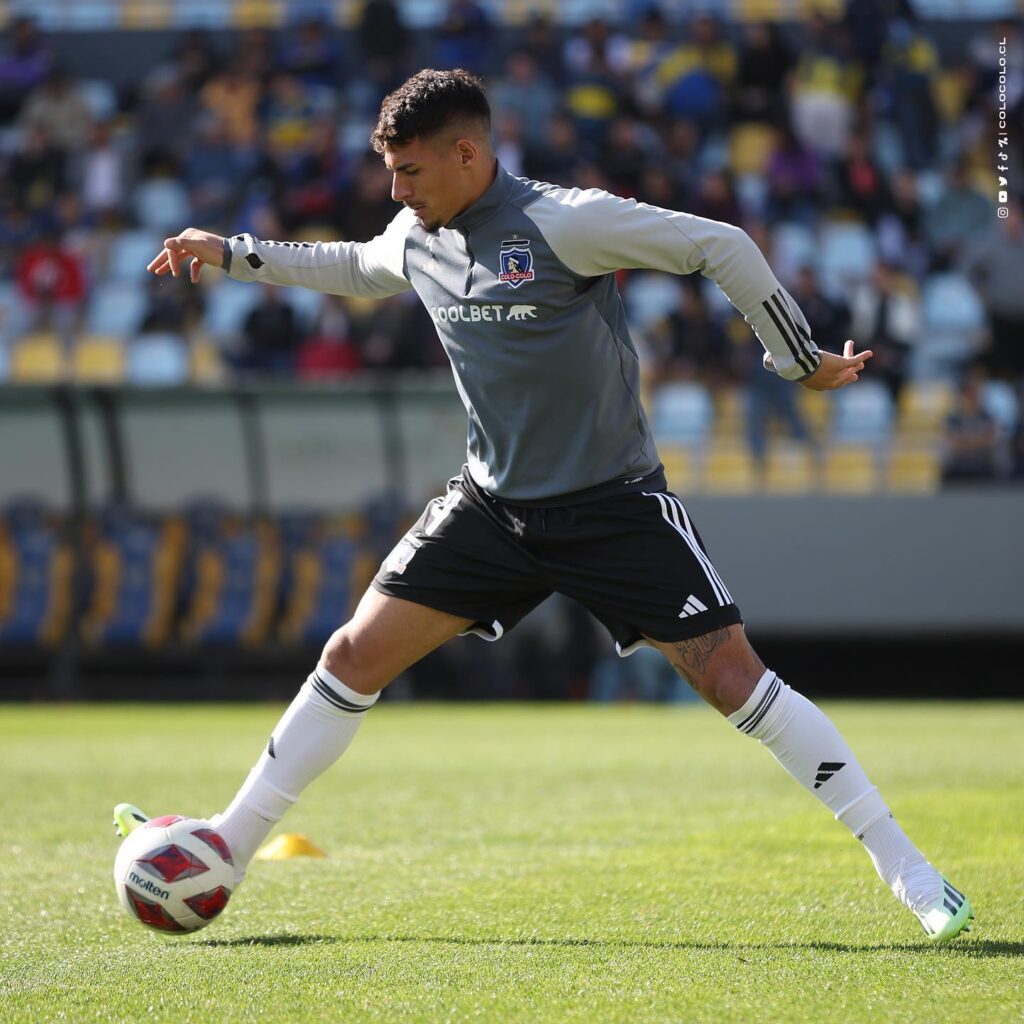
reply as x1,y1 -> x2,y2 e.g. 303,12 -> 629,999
449,161 -> 514,233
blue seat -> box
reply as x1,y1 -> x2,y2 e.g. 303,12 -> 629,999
982,380 -> 1019,435
108,230 -> 162,283
819,221 -> 876,294
832,379 -> 894,444
133,178 -> 191,233
914,272 -> 985,376
85,281 -> 148,337
126,333 -> 190,385
650,382 -> 714,445
203,280 -> 262,339
624,273 -> 683,332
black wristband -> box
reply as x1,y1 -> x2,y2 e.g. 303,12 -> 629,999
221,237 -> 232,274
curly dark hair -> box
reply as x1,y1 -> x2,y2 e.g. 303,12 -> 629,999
370,68 -> 491,153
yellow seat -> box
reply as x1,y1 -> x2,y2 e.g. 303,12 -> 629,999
704,442 -> 758,494
729,123 -> 777,175
713,387 -> 747,439
120,1 -> 172,28
796,387 -> 831,439
232,0 -> 284,28
659,445 -> 700,494
11,333 -> 65,383
886,444 -> 940,493
73,335 -> 125,383
822,444 -> 879,493
764,441 -> 815,493
898,380 -> 954,437
190,336 -> 226,383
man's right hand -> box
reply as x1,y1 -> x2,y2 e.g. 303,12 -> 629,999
147,228 -> 225,284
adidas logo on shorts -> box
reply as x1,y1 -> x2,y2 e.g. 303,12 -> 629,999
678,595 -> 708,618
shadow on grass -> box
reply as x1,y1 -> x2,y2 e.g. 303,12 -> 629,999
193,934 -> 1024,958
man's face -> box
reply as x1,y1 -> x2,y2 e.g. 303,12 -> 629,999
385,136 -> 467,232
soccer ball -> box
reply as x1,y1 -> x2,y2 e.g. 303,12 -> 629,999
114,815 -> 235,933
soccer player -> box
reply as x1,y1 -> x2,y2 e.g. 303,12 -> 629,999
122,69 -> 971,942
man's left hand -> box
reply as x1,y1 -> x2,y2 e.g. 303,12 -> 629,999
800,340 -> 874,391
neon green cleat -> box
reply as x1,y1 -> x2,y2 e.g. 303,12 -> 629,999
112,803 -> 149,838
916,878 -> 974,943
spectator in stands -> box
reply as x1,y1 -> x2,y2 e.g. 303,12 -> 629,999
18,66 -> 92,152
690,169 -> 742,228
357,0 -> 409,95
653,12 -> 736,130
924,158 -> 992,265
282,116 -> 350,230
185,114 -> 258,229
765,121 -> 824,225
877,18 -> 940,170
521,12 -> 565,86
835,128 -> 891,224
489,51 -> 559,149
790,265 -> 851,352
200,59 -> 261,148
492,112 -> 525,178
622,4 -> 674,117
134,68 -> 197,168
732,21 -> 793,123
279,11 -> 342,90
8,124 -> 66,216
263,73 -> 321,153
14,224 -> 87,349
523,111 -> 593,187
172,28 -> 219,95
941,370 -> 1002,484
338,153 -> 395,242
435,0 -> 492,76
358,292 -> 445,372
296,297 -> 362,380
231,285 -> 299,375
963,200 -> 1024,380
650,279 -> 730,388
602,117 -> 650,198
75,119 -> 127,223
565,46 -> 624,147
876,169 -> 930,281
850,261 -> 920,403
0,14 -> 52,122
788,12 -> 863,160
1011,382 -> 1024,481
563,17 -> 631,80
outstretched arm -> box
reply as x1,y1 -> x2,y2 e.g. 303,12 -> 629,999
525,188 -> 828,382
795,340 -> 874,391
146,209 -> 416,299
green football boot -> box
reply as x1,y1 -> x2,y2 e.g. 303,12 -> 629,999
112,803 -> 150,838
915,877 -> 973,943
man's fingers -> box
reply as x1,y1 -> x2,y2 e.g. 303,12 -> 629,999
844,340 -> 854,358
189,257 -> 203,284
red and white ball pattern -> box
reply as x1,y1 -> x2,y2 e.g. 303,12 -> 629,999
113,816 -> 234,933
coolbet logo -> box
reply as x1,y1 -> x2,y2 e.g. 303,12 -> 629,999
429,304 -> 537,323
498,238 -> 534,288
129,871 -> 171,900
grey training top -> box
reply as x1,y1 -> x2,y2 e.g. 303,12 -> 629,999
224,164 -> 821,501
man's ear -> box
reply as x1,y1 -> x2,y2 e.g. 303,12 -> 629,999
455,138 -> 477,166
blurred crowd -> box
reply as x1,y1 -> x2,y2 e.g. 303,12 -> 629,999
0,3 -> 1022,484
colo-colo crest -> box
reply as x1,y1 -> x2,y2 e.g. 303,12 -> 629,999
498,238 -> 534,288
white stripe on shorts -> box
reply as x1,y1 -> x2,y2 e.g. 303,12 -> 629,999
644,492 -> 730,606
666,494 -> 733,605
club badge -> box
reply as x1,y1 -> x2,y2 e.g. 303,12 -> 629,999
498,238 -> 535,288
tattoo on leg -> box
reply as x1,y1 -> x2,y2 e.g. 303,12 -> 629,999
668,627 -> 731,679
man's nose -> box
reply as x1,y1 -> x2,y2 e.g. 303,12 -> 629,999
392,176 -> 412,202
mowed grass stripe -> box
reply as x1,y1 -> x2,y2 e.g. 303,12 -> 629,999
0,703 -> 1021,1024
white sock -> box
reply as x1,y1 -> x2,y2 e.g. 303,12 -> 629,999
729,669 -> 940,911
211,664 -> 377,880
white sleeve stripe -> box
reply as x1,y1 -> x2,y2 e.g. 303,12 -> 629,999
763,290 -> 817,376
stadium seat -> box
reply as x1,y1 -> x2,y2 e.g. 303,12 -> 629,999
914,272 -> 986,377
770,222 -> 816,283
713,387 -> 747,439
85,281 -> 148,337
0,342 -> 9,383
281,285 -> 325,332
819,220 -> 877,294
763,441 -> 815,494
73,335 -> 125,383
831,380 -> 894,444
658,444 -> 700,494
982,379 -> 1019,436
10,334 -> 65,383
897,379 -> 954,436
203,280 -> 262,339
0,503 -> 72,647
189,336 -> 226,383
728,123 -> 776,175
133,178 -> 191,233
650,381 -> 714,445
796,387 -> 832,439
704,441 -> 758,494
886,443 -> 941,493
624,272 -> 683,332
126,333 -> 190,386
81,510 -> 186,647
822,444 -> 880,494
108,230 -> 162,283
77,78 -> 118,120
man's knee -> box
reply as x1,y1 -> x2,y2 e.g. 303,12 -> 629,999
321,627 -> 387,695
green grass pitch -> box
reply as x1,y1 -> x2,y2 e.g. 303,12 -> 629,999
1,701 -> 1022,1023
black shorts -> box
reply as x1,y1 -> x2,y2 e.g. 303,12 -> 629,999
372,468 -> 742,656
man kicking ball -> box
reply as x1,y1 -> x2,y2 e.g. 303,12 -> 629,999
118,68 -> 972,943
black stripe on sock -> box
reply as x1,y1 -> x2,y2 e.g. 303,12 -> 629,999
312,672 -> 372,713
771,292 -> 818,374
762,293 -> 814,376
735,675 -> 778,731
740,677 -> 781,735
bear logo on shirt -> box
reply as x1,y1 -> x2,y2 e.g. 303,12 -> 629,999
507,305 -> 538,320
